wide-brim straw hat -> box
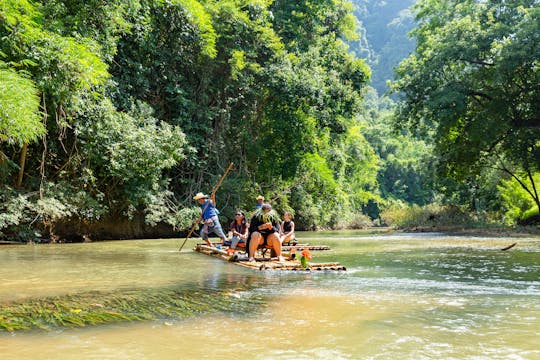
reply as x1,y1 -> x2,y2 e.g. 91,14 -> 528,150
257,195 -> 264,200
193,192 -> 208,200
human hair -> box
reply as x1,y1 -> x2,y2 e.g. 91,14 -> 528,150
235,210 -> 246,225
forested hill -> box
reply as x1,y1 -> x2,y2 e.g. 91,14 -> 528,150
350,0 -> 416,94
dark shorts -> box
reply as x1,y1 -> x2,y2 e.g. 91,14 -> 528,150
252,231 -> 277,247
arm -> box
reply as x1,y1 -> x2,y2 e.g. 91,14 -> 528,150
258,223 -> 272,231
271,219 -> 280,233
240,223 -> 249,240
210,192 -> 217,207
279,221 -> 284,236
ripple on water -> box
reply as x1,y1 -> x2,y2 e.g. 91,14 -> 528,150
325,273 -> 540,297
268,347 -> 352,360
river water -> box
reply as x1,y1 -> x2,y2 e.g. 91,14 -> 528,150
1,231 -> 539,359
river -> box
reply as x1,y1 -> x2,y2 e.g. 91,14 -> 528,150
1,231 -> 539,359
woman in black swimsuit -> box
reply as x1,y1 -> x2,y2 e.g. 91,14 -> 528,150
279,212 -> 296,245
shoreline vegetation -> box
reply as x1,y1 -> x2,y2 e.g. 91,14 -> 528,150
403,226 -> 540,238
2,199 -> 540,244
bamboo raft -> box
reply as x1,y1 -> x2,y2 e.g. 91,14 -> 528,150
194,244 -> 346,272
282,244 -> 331,251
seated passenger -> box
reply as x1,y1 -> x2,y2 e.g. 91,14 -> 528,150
226,210 -> 248,250
247,203 -> 283,262
280,212 -> 296,245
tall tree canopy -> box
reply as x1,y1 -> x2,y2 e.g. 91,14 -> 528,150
392,0 -> 540,213
1,0 -> 376,240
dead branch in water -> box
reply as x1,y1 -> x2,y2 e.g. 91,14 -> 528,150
501,242 -> 517,251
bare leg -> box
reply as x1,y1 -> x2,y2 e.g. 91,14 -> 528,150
267,233 -> 283,261
281,234 -> 295,244
249,232 -> 263,260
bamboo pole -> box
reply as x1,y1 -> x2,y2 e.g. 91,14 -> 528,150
179,162 -> 234,251
0,150 -> 6,185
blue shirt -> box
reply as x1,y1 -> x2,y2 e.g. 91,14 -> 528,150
200,200 -> 218,220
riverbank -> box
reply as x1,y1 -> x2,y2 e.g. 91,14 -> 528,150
401,225 -> 540,238
2,224 -> 539,245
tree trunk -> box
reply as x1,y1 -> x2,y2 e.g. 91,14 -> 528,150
16,143 -> 28,188
0,150 -> 6,184
526,169 -> 540,215
500,163 -> 540,217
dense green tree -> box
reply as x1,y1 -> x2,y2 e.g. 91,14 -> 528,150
392,0 -> 540,214
0,66 -> 43,145
0,65 -> 44,186
75,99 -> 189,213
498,172 -> 540,224
270,0 -> 359,50
109,0 -> 373,224
361,88 -> 435,207
0,0 -> 192,239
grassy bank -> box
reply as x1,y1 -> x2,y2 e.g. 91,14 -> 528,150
381,204 -> 540,236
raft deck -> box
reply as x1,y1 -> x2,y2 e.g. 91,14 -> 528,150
208,242 -> 330,252
282,244 -> 330,251
194,244 -> 346,272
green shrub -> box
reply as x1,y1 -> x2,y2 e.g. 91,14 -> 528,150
380,203 -> 479,229
332,212 -> 372,230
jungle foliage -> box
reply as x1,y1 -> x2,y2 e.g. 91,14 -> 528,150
1,0 -> 538,241
350,0 -> 417,94
392,0 -> 540,223
0,0 -> 379,240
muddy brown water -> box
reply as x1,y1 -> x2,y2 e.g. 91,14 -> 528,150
1,231 -> 539,359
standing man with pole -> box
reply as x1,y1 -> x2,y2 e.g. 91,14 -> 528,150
193,191 -> 226,248
179,163 -> 233,251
